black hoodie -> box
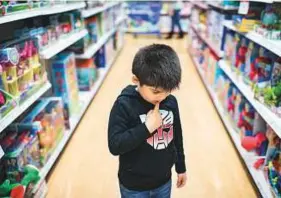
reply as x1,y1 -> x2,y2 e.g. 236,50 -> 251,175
108,85 -> 186,191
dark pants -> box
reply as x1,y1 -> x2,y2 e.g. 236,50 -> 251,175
120,180 -> 172,198
171,10 -> 183,34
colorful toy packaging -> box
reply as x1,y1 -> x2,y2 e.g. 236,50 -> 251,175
51,52 -> 80,128
254,4 -> 281,40
232,4 -> 263,32
0,37 -> 47,103
243,41 -> 260,86
75,58 -> 98,91
86,16 -> 100,44
1,97 -> 65,176
264,135 -> 281,197
94,45 -> 106,68
254,55 -> 281,117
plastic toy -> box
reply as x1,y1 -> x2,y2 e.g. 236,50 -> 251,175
235,37 -> 248,74
231,33 -> 241,70
0,164 -> 40,198
232,5 -> 262,32
266,152 -> 281,197
233,91 -> 244,126
237,102 -> 255,138
244,41 -> 259,86
51,53 -> 80,128
224,32 -> 235,64
261,5 -> 279,29
0,37 -> 46,102
75,58 -> 97,91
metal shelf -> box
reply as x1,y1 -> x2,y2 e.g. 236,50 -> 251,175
0,82 -> 51,134
32,46 -> 124,194
0,2 -> 86,25
191,56 -> 273,198
76,17 -> 126,59
207,2 -> 239,10
40,29 -> 88,59
191,24 -> 224,58
223,20 -> 281,57
219,60 -> 281,139
82,2 -> 120,18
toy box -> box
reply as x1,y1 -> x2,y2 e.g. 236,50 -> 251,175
0,127 -> 40,183
232,5 -> 263,32
76,58 -> 98,91
254,57 -> 281,117
16,97 -> 65,165
95,45 -> 106,68
51,53 -> 80,128
86,16 -> 99,43
243,41 -> 260,86
253,4 -> 281,40
0,1 -> 33,16
0,37 -> 47,103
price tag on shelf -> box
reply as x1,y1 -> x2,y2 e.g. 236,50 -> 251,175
238,0 -> 249,15
0,146 -> 4,159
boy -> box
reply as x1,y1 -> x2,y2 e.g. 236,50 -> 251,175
108,44 -> 186,198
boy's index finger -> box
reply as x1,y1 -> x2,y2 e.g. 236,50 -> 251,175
154,102 -> 160,112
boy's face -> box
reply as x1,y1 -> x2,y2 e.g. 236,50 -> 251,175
133,76 -> 171,105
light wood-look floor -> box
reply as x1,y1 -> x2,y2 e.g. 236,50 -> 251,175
46,35 -> 257,198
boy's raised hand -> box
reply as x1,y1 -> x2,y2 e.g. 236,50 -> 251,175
145,103 -> 162,133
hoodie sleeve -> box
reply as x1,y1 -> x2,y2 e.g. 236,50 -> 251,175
172,97 -> 186,174
108,99 -> 151,156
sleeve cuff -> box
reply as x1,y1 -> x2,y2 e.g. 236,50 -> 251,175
175,161 -> 186,174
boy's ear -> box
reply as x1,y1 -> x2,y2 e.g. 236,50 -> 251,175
132,75 -> 139,85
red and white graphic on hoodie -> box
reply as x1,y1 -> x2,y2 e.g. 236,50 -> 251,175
140,110 -> 174,150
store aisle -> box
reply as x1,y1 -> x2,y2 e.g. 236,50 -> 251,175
46,36 -> 257,198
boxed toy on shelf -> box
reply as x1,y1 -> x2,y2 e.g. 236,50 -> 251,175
75,58 -> 98,91
0,97 -> 65,172
94,45 -> 106,68
0,1 -> 46,16
85,15 -> 100,44
51,52 -> 80,128
254,4 -> 281,40
232,3 -> 263,33
0,37 -> 47,103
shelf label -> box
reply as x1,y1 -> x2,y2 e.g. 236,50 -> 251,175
0,146 -> 4,159
238,0 -> 249,15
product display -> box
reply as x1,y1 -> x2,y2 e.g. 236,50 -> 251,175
0,37 -> 47,102
0,1 -> 125,197
189,1 -> 281,197
76,58 -> 98,91
51,52 -> 80,128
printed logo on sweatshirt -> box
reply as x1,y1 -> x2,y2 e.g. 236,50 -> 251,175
139,110 -> 174,150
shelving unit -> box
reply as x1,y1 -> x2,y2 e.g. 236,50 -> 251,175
191,24 -> 224,58
207,2 -> 239,10
0,2 -> 86,25
40,29 -> 88,59
76,17 -> 126,59
190,55 -> 273,198
223,20 -> 281,57
0,82 -> 51,134
82,2 -> 121,18
0,1 -> 126,196
218,60 -> 281,138
192,1 -> 208,10
32,45 -> 123,195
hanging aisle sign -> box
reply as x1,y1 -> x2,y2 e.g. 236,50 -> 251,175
126,1 -> 162,33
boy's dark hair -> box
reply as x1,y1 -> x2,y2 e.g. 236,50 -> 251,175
132,44 -> 181,91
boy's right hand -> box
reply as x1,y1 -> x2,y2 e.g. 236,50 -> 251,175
145,103 -> 162,133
